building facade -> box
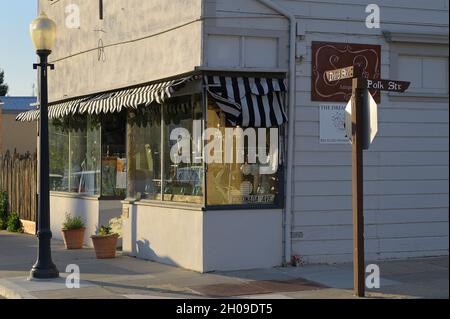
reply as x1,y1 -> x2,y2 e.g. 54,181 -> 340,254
18,0 -> 449,272
1,96 -> 37,154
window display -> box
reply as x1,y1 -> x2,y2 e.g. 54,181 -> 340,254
127,95 -> 204,203
101,112 -> 127,197
49,119 -> 70,192
48,75 -> 284,208
206,100 -> 282,206
49,115 -> 101,195
162,95 -> 203,204
128,106 -> 162,200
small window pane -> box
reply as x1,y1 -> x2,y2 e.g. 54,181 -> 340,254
49,119 -> 70,192
162,95 -> 204,204
101,112 -> 127,197
49,115 -> 101,195
422,57 -> 448,92
398,55 -> 422,89
206,100 -> 281,206
129,106 -> 162,200
85,116 -> 101,195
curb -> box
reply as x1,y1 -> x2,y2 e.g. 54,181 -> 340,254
0,279 -> 37,299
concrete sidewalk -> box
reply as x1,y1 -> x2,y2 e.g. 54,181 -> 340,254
0,231 -> 448,299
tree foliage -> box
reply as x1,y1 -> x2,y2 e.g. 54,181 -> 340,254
0,69 -> 8,96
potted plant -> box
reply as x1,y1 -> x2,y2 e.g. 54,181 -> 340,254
61,214 -> 85,249
91,225 -> 119,259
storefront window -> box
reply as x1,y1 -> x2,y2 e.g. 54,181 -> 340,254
49,119 -> 70,192
162,95 -> 203,204
129,106 -> 162,200
206,100 -> 282,206
101,112 -> 127,197
48,75 -> 283,207
49,115 -> 101,195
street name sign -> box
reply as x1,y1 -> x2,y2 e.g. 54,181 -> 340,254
325,66 -> 354,82
326,65 -> 411,93
366,79 -> 410,92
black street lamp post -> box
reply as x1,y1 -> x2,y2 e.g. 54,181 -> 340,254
29,12 -> 59,280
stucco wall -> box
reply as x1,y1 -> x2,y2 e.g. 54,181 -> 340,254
50,194 -> 122,247
122,203 -> 204,272
203,209 -> 283,272
121,203 -> 283,272
0,112 -> 37,154
39,0 -> 203,102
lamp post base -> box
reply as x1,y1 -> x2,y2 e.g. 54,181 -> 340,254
29,229 -> 59,279
29,264 -> 59,280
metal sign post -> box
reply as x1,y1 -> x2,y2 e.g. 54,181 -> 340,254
325,66 -> 410,297
351,76 -> 366,297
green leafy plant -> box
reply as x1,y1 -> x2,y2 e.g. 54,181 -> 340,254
6,213 -> 23,233
62,213 -> 85,230
98,225 -> 113,236
0,190 -> 8,230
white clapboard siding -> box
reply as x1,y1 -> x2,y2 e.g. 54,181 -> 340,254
290,0 -> 448,266
295,165 -> 449,181
294,208 -> 449,226
206,0 -> 448,263
295,151 -> 449,166
294,194 -> 449,211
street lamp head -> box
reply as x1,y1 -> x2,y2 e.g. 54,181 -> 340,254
30,12 -> 57,52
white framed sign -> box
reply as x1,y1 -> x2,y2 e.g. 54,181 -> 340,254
319,104 -> 350,144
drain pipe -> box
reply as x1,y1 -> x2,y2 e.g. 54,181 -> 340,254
257,0 -> 297,265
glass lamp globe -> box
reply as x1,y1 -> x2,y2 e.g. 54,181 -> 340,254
30,12 -> 57,51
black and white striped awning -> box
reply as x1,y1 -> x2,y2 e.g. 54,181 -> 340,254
16,75 -> 197,122
204,76 -> 288,127
15,96 -> 91,122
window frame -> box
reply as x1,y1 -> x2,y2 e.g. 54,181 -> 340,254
160,94 -> 205,205
127,88 -> 206,207
50,71 -> 287,210
202,77 -> 286,211
388,41 -> 449,100
49,113 -> 126,200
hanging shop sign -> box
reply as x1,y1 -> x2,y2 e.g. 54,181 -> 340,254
311,42 -> 381,103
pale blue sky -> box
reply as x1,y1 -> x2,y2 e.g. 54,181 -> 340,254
0,2 -> 38,96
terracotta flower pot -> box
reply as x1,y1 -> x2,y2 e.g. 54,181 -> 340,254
61,228 -> 85,250
91,234 -> 119,259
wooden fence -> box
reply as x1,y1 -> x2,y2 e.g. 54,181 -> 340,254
0,150 -> 37,222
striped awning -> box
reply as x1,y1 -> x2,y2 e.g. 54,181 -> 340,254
15,109 -> 41,122
78,76 -> 195,115
16,75 -> 197,122
204,76 -> 288,127
15,96 -> 90,122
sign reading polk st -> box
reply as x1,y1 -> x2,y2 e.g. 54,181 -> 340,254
327,65 -> 410,297
366,79 -> 410,92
